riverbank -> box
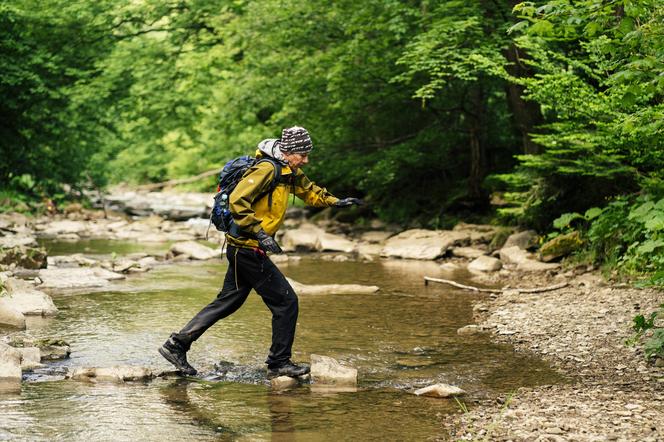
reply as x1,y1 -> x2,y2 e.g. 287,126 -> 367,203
445,269 -> 664,441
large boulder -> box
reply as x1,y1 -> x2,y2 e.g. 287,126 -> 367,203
503,230 -> 538,250
452,247 -> 486,259
280,223 -> 356,253
0,246 -> 47,269
0,298 -> 26,329
317,232 -> 356,253
499,246 -> 529,264
310,354 -> 357,386
3,278 -> 58,316
381,229 -> 470,260
104,190 -> 209,220
169,241 -> 219,260
38,268 -> 125,289
287,278 -> 379,295
453,223 -> 500,244
0,342 -> 22,381
38,220 -> 90,237
359,231 -> 393,244
0,235 -> 38,248
468,256 -> 502,272
413,383 -> 466,398
68,366 -> 155,383
16,347 -> 42,370
539,231 -> 583,262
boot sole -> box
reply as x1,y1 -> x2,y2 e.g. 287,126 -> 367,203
267,368 -> 310,379
158,347 -> 197,376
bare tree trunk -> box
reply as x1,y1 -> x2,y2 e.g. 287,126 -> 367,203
467,84 -> 487,200
503,43 -> 543,155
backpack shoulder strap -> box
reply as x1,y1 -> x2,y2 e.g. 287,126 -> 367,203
255,158 -> 282,208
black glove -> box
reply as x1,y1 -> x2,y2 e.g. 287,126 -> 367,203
256,229 -> 283,254
334,197 -> 363,208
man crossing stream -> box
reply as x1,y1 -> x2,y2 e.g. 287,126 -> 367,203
159,126 -> 362,378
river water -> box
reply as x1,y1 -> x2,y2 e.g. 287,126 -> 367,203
0,240 -> 563,441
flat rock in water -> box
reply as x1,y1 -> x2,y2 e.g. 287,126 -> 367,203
286,278 -> 379,295
68,366 -> 155,383
270,376 -> 299,390
414,383 -> 466,398
38,268 -> 125,289
170,241 -> 219,260
310,354 -> 357,386
4,278 -> 58,316
381,229 -> 470,260
457,325 -> 484,336
0,342 -> 22,381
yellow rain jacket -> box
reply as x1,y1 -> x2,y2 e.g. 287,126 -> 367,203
227,152 -> 339,249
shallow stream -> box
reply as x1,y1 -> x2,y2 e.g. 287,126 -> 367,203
0,240 -> 563,440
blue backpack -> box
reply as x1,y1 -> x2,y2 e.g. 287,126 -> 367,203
208,155 -> 282,234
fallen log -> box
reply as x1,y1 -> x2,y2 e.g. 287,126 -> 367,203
424,276 -> 568,294
136,168 -> 219,191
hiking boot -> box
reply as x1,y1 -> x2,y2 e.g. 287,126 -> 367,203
159,338 -> 197,376
267,360 -> 310,379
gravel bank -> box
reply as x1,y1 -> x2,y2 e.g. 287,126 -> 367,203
446,271 -> 664,441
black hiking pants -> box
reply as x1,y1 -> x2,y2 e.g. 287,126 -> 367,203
171,245 -> 299,367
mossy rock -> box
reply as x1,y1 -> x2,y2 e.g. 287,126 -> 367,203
539,231 -> 583,262
488,227 -> 513,251
0,246 -> 47,269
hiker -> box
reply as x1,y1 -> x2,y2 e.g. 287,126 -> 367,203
159,126 -> 362,378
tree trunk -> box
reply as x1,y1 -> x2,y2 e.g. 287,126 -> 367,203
503,43 -> 543,155
467,83 -> 487,200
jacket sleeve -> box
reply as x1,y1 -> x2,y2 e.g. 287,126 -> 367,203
293,170 -> 339,207
229,162 -> 276,235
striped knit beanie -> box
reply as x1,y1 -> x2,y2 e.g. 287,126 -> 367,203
278,126 -> 313,154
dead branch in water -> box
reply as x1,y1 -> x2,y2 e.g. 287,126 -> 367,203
424,276 -> 568,294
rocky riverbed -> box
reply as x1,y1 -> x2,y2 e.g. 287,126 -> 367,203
1,195 -> 663,440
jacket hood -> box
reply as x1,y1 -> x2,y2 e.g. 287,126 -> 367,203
257,139 -> 288,165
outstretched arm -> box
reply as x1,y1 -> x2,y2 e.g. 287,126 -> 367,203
293,170 -> 339,207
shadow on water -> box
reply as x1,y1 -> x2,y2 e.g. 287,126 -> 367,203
0,240 -> 566,440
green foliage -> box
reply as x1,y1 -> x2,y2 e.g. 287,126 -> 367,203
552,194 -> 664,279
495,0 -> 663,229
630,304 -> 664,359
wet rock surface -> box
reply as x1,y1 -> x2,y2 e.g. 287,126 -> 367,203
0,342 -> 22,380
68,365 -> 155,383
287,278 -> 379,295
310,354 -> 357,386
414,383 -> 465,398
381,229 -> 470,260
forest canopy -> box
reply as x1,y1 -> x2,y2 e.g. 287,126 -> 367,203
1,0 -> 662,232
